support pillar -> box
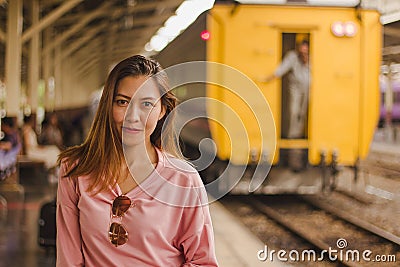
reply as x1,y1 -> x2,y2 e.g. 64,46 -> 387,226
29,0 -> 40,114
5,0 -> 22,117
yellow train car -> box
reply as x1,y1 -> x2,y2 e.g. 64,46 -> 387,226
155,2 -> 381,195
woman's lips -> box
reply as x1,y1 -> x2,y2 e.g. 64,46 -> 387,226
122,126 -> 142,134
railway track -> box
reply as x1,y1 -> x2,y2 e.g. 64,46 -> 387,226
221,195 -> 399,266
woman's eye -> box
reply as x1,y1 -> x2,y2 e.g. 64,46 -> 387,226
143,101 -> 154,107
115,99 -> 129,106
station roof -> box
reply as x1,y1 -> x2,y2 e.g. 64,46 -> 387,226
0,0 -> 399,87
0,0 -> 185,80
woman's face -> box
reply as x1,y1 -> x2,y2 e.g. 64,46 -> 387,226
113,75 -> 165,147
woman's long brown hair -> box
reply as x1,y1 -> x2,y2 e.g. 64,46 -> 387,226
58,55 -> 178,194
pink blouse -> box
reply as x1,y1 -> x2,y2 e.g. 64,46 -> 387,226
56,149 -> 218,267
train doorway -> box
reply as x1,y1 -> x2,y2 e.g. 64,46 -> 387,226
279,32 -> 310,171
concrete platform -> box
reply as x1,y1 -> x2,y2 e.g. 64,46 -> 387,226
210,201 -> 287,267
371,126 -> 400,155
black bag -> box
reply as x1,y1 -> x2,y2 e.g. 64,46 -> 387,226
38,199 -> 57,248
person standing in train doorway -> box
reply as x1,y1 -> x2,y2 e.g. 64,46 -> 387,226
263,39 -> 310,172
56,55 -> 218,266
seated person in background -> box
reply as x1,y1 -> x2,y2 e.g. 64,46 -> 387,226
22,114 -> 60,169
1,117 -> 21,151
0,117 -> 21,181
39,112 -> 64,150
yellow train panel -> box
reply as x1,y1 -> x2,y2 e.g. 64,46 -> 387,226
206,63 -> 276,165
207,4 -> 381,166
359,11 -> 382,159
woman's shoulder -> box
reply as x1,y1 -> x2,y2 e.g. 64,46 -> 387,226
59,157 -> 78,176
161,152 -> 198,175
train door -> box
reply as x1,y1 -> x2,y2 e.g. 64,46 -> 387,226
280,32 -> 310,170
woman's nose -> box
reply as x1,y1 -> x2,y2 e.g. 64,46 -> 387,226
125,105 -> 140,122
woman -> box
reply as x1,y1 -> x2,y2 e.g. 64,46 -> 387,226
56,55 -> 218,266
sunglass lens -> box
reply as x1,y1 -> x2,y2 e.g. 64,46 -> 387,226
109,222 -> 128,246
112,195 -> 131,216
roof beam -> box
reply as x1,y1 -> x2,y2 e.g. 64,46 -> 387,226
40,0 -> 65,10
55,0 -> 178,26
74,39 -> 104,78
21,0 -> 83,44
109,50 -> 147,65
42,1 -> 112,57
132,12 -> 172,26
61,22 -> 107,60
